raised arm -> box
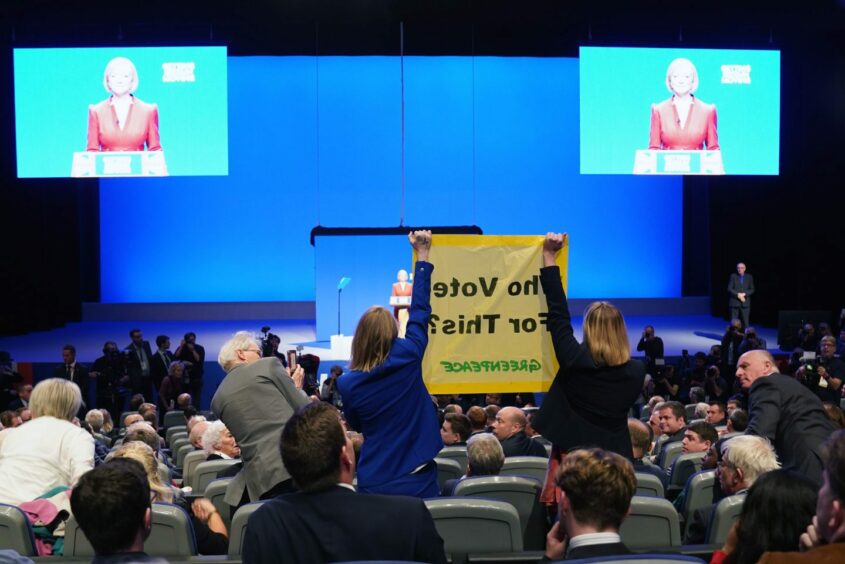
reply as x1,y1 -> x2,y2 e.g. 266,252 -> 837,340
539,233 -> 581,369
402,230 -> 433,358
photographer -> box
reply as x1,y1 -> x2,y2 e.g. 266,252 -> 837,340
90,341 -> 128,424
703,365 -> 727,402
802,336 -> 845,404
721,319 -> 745,384
738,326 -> 767,356
653,364 -> 679,400
636,325 -> 665,376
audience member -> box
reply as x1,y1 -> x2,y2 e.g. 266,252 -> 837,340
186,414 -> 206,433
443,403 -> 463,415
737,349 -> 837,486
726,397 -> 741,415
685,435 -> 780,544
703,365 -> 727,402
716,469 -> 817,564
823,403 -> 845,429
636,324 -> 665,376
129,393 -> 145,413
242,402 -> 446,564
124,412 -> 143,428
809,336 -> 845,404
761,430 -> 845,562
100,408 -> 115,435
189,418 -> 210,449
336,231 -> 442,498
108,442 -> 228,555
653,365 -> 680,400
484,404 -> 500,430
0,409 -> 21,428
69,458 -> 165,563
727,409 -> 748,433
706,402 -> 727,426
492,406 -> 547,457
125,329 -> 154,400
138,402 -> 156,418
544,448 -> 636,560
693,399 -> 708,418
158,361 -> 186,412
85,408 -> 111,446
6,384 -> 31,411
150,335 -> 173,396
90,342 -> 126,423
670,421 -> 718,490
466,405 -> 487,436
176,392 -> 192,411
0,378 -> 94,505
319,365 -> 343,408
212,331 -> 308,508
798,323 -> 820,353
441,433 -> 506,495
440,412 -> 471,446
653,401 -> 687,464
737,326 -> 767,356
202,420 -> 241,460
628,418 -> 668,491
54,345 -> 90,407
16,406 -> 31,423
175,332 -> 206,409
485,393 -> 502,406
722,320 -> 745,375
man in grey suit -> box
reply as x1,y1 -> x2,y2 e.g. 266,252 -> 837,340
737,349 -> 837,486
212,331 -> 309,509
727,262 -> 755,328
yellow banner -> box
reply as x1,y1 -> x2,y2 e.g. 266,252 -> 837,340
417,234 -> 569,394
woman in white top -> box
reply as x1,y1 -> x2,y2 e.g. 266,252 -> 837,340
0,378 -> 94,505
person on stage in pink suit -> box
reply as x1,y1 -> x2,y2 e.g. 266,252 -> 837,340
648,58 -> 719,151
87,57 -> 162,152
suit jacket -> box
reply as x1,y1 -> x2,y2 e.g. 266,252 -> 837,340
125,341 -> 154,388
500,432 -> 547,458
242,485 -> 446,564
759,542 -> 845,564
87,95 -> 162,151
566,542 -> 631,560
150,350 -> 173,389
727,273 -> 755,309
211,357 -> 309,505
746,373 -> 836,486
54,362 -> 90,398
649,95 -> 719,150
532,266 -> 645,458
336,261 -> 442,490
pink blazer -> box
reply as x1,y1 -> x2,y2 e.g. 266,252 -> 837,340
87,95 -> 162,151
648,96 -> 719,150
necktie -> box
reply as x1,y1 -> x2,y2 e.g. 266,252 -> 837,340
66,364 -> 72,381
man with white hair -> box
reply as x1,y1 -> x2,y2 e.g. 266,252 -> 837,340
684,435 -> 780,544
737,349 -> 837,486
211,331 -> 308,510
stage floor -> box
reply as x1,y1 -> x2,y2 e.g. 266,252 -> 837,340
0,314 -> 778,364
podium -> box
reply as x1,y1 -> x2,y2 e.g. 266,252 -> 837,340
389,296 -> 411,308
633,149 -> 724,175
71,151 -> 168,177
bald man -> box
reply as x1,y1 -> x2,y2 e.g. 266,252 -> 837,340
737,349 -> 836,486
491,406 -> 547,458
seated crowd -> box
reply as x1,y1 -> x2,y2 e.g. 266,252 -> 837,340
1,317 -> 845,563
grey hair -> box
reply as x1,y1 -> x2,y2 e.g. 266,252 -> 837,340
85,409 -> 104,431
467,433 -> 505,476
721,435 -> 780,487
218,331 -> 259,372
30,378 -> 82,421
201,420 -> 228,456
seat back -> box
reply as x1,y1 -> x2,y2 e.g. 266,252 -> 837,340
424,498 -> 523,556
192,459 -> 241,493
66,503 -> 197,557
565,556 -> 711,564
228,501 -> 266,558
166,425 -> 187,446
176,443 -> 195,468
164,410 -> 186,429
619,496 -> 682,549
435,457 -> 464,492
634,472 -> 665,498
660,441 -> 684,470
168,432 -> 188,449
669,452 -> 706,489
437,446 -> 468,474
707,494 -> 745,545
0,503 -> 37,556
453,476 -> 540,534
684,404 -> 697,421
182,450 -> 207,485
204,478 -> 234,529
681,470 -> 716,528
651,435 -> 669,457
499,456 -> 548,485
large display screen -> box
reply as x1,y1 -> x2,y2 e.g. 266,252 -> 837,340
14,46 -> 228,178
580,47 -> 780,175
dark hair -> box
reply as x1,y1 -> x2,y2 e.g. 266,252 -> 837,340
657,400 -> 685,421
466,406 -> 487,431
556,448 -> 636,530
709,401 -> 726,414
70,459 -> 150,555
142,411 -> 158,429
129,394 -> 145,411
155,335 -> 169,348
724,470 -> 817,564
729,409 -> 749,432
129,329 -> 141,337
183,406 -> 198,421
63,344 -> 76,354
0,410 -> 18,427
184,332 -> 196,340
280,402 -> 345,492
445,413 -> 471,442
687,421 -> 718,445
124,424 -> 159,451
823,429 -> 845,500
330,365 -> 343,377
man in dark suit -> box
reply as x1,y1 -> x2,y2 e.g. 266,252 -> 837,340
442,433 -> 505,496
55,344 -> 91,411
149,335 -> 172,399
125,329 -> 154,401
544,448 -> 634,560
211,331 -> 309,511
492,406 -> 547,458
242,402 -> 446,564
6,383 -> 31,411
175,332 -> 206,409
727,262 -> 754,328
738,349 -> 837,486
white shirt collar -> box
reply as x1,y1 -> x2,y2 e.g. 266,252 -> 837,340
337,482 -> 356,492
567,532 -> 622,553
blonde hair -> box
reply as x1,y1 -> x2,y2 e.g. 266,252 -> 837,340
107,441 -> 174,503
582,301 -> 631,367
103,57 -> 139,94
665,57 -> 699,95
350,306 -> 398,372
29,378 -> 82,421
100,409 -> 114,433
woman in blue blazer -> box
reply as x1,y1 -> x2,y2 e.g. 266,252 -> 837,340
336,230 -> 441,498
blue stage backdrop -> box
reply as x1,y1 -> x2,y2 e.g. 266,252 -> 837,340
100,56 -> 682,316
14,46 -> 229,177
